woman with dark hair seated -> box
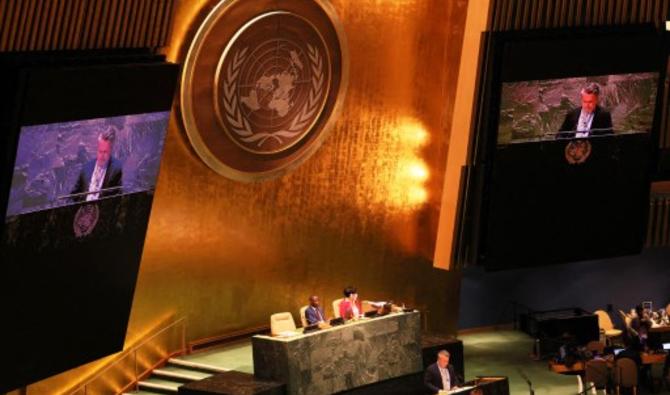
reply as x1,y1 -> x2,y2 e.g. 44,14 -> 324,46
339,286 -> 362,320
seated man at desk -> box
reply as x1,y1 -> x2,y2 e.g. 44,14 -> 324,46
424,350 -> 462,394
305,295 -> 327,326
339,286 -> 362,320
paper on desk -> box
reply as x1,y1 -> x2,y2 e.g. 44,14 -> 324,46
438,386 -> 474,394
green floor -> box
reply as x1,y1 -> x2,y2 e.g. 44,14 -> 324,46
462,330 -> 575,394
176,329 -> 670,394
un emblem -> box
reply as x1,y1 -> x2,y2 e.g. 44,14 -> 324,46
180,0 -> 348,181
564,139 -> 592,165
73,204 -> 99,238
215,12 -> 329,154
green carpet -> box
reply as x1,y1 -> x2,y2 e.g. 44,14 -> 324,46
461,330 -> 576,394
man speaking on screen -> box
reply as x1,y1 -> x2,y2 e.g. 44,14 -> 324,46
557,82 -> 613,139
71,128 -> 123,202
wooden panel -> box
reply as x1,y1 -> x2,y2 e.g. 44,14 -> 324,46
134,0 -> 151,48
159,0 -> 174,46
7,0 -> 24,51
150,0 -> 166,47
123,0 -> 140,47
0,0 -> 175,52
49,0 -> 65,50
95,0 -> 111,48
55,0 -> 73,50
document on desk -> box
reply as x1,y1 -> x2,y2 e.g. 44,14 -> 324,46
438,386 -> 475,394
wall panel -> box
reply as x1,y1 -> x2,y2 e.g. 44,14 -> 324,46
0,0 -> 174,51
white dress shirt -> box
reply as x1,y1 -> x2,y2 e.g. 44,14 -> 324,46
438,365 -> 451,390
87,162 -> 107,201
575,109 -> 595,138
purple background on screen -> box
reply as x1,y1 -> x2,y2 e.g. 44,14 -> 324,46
6,111 -> 170,218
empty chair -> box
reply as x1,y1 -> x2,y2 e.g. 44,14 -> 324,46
594,310 -> 622,345
614,357 -> 638,395
270,312 -> 297,336
299,305 -> 309,327
585,359 -> 609,394
332,298 -> 343,318
586,340 -> 605,355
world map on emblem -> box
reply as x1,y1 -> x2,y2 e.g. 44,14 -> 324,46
215,12 -> 331,154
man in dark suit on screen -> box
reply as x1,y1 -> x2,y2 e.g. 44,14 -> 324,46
71,128 -> 123,202
424,350 -> 462,394
557,82 -> 613,139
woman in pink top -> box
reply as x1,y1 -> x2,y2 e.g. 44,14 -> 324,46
339,286 -> 362,320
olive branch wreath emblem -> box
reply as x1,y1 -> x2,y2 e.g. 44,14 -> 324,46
222,44 -> 325,148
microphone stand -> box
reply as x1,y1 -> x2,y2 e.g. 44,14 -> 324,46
517,369 -> 534,395
578,383 -> 596,395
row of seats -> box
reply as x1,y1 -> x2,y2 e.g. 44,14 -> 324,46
576,357 -> 638,395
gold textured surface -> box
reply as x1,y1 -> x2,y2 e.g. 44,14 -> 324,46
22,0 -> 470,392
142,0 -> 469,340
130,0 -> 469,340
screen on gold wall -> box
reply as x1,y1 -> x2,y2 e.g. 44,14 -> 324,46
497,72 -> 658,144
6,111 -> 169,219
0,58 -> 178,393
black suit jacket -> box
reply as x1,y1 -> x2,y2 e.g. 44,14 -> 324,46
71,157 -> 123,202
557,106 -> 613,139
424,363 -> 462,394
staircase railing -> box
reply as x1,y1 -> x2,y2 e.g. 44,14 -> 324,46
68,316 -> 187,395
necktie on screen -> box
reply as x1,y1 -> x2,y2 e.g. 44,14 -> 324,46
87,164 -> 106,201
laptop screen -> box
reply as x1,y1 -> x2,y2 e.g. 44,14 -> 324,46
613,348 -> 624,356
663,343 -> 670,351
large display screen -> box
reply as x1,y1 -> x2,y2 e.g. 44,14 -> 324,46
463,26 -> 664,270
0,57 -> 178,393
498,72 -> 658,144
7,111 -> 169,219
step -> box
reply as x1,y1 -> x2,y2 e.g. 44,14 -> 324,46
168,357 -> 230,373
153,365 -> 212,382
137,377 -> 182,393
122,391 -> 167,395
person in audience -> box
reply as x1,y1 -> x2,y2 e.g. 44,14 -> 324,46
557,82 -> 613,139
305,295 -> 327,326
424,350 -> 462,394
339,286 -> 362,320
630,304 -> 651,346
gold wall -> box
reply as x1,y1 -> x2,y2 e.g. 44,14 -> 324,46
133,0 -> 469,339
21,0 -> 471,392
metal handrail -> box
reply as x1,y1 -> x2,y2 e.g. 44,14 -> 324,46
69,316 -> 187,395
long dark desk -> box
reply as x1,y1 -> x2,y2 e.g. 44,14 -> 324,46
252,311 -> 422,395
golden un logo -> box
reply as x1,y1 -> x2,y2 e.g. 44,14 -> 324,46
180,1 -> 348,181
